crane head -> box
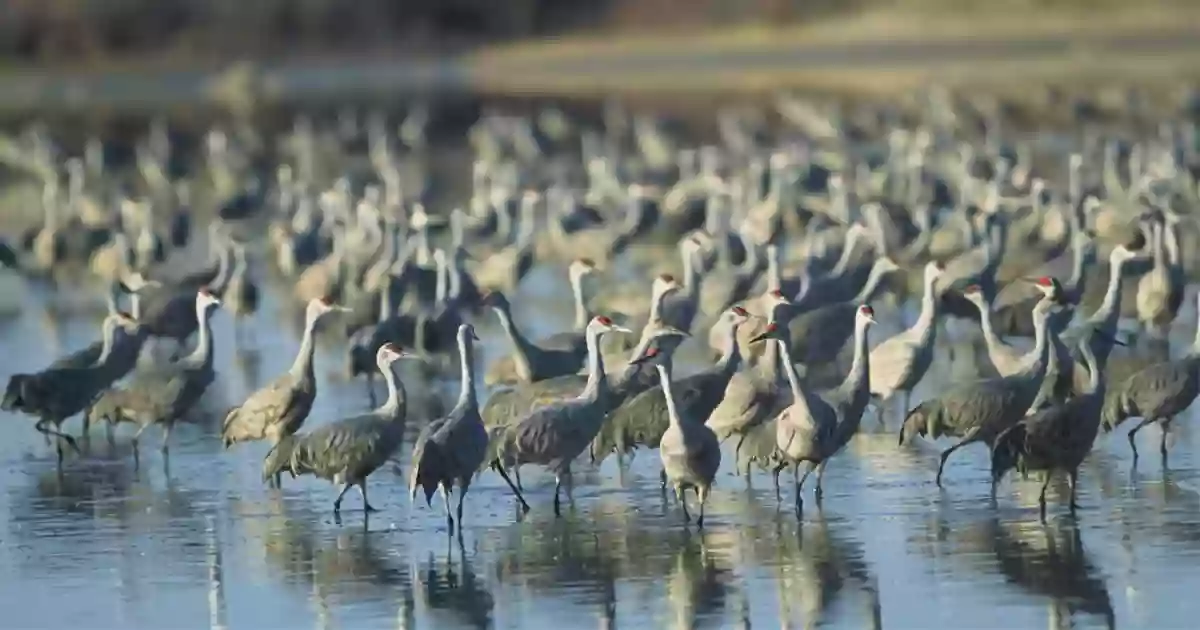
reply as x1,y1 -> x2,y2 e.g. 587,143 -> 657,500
377,342 -> 420,365
590,315 -> 633,336
857,305 -> 877,326
728,305 -> 753,327
481,290 -> 508,309
197,288 -> 222,310
312,296 -> 350,317
961,284 -> 983,299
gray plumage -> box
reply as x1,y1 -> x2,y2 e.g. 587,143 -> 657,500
1062,244 -> 1142,390
482,291 -> 588,386
88,290 -> 221,462
222,298 -> 345,449
899,295 -> 1061,486
992,335 -> 1107,520
760,305 -> 876,514
410,324 -> 526,535
592,306 -> 750,473
488,317 -> 635,516
1102,292 -> 1200,466
1134,214 -> 1184,339
658,237 -> 705,333
640,332 -> 722,527
868,262 -> 942,410
287,343 -> 415,515
2,312 -> 141,462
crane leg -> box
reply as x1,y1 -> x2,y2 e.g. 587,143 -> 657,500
814,462 -> 827,500
358,480 -> 377,512
1126,417 -> 1156,466
553,475 -> 564,517
1068,468 -> 1080,514
772,462 -> 787,502
441,484 -> 455,537
514,466 -> 524,492
795,462 -> 815,517
34,418 -> 79,456
492,461 -> 530,513
676,484 -> 691,523
695,486 -> 708,528
1160,421 -> 1171,468
332,482 -> 353,515
1037,473 -> 1051,522
456,485 -> 467,534
936,440 -> 973,487
160,421 -> 173,454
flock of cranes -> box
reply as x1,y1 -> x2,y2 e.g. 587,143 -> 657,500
1,93 -> 1200,537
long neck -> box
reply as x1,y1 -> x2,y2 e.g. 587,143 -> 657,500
186,304 -> 214,367
716,325 -> 743,377
377,281 -> 393,323
455,336 -> 477,410
852,262 -> 890,303
656,361 -> 683,428
447,250 -> 463,299
378,361 -> 406,420
1022,306 -> 1051,375
830,230 -> 860,276
97,319 -> 118,364
1092,256 -> 1126,323
580,328 -> 606,401
131,293 -> 142,321
681,250 -> 701,299
1067,241 -> 1088,293
913,275 -> 938,340
766,247 -> 782,293
971,297 -> 1005,354
775,338 -> 809,409
1081,346 -> 1101,396
570,273 -> 590,330
840,321 -> 871,395
648,288 -> 669,324
289,307 -> 319,380
492,303 -> 538,374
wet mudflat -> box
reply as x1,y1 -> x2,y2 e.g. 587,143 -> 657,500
2,271 -> 1200,630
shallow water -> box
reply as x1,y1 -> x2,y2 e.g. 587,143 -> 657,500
4,262 -> 1200,630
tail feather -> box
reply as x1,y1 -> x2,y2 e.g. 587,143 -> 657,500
899,400 -> 934,446
990,423 -> 1027,483
221,406 -> 241,448
2,374 -> 28,412
409,431 -> 445,507
262,435 -> 299,483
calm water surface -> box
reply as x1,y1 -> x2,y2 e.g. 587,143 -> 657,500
3,256 -> 1200,630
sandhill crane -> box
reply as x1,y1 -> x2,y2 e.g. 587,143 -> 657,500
629,326 -> 721,526
221,297 -> 349,484
537,258 -> 599,352
1103,293 -> 1200,467
1063,243 -> 1144,382
1134,212 -> 1184,340
899,294 -> 1063,487
283,343 -> 420,517
88,290 -> 222,466
410,324 -> 528,536
481,276 -> 679,429
750,304 -> 876,514
489,316 -> 636,516
593,306 -> 753,479
659,236 -> 706,333
992,335 -> 1110,519
2,311 -> 141,463
482,291 -> 588,386
868,261 -> 942,417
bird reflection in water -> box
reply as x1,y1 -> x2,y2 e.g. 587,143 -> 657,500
234,496 -> 412,618
927,509 -> 1114,630
665,529 -> 732,630
411,535 -> 494,630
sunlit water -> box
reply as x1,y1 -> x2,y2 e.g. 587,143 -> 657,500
3,250 -> 1200,630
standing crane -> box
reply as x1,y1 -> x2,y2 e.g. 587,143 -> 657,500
283,343 -> 420,517
488,316 -> 637,516
221,297 -> 350,486
899,293 -> 1064,487
482,291 -> 588,386
1103,293 -> 1200,467
88,289 -> 222,467
992,335 -> 1110,519
592,305 -> 752,481
2,311 -> 141,463
867,261 -> 942,418
410,324 -> 528,536
750,304 -> 877,515
629,326 -> 721,527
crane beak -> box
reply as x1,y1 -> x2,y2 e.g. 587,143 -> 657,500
748,328 -> 776,344
612,325 -> 634,335
1095,330 -> 1129,347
